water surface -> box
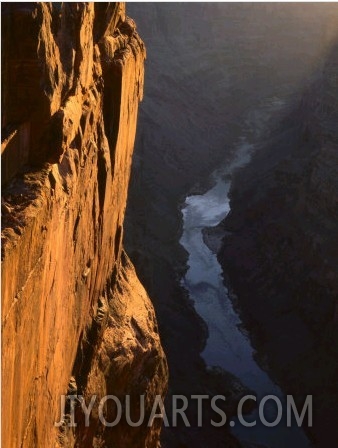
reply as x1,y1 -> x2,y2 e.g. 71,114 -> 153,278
180,110 -> 312,448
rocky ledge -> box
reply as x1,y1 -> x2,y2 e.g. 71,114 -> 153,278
1,3 -> 167,448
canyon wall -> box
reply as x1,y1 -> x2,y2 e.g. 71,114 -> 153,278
125,4 -> 338,447
218,41 -> 338,446
1,3 -> 167,448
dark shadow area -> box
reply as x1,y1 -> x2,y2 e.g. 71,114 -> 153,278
125,3 -> 338,447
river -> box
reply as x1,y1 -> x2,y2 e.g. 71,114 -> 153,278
179,101 -> 312,447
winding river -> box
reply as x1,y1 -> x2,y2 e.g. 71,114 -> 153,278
179,103 -> 312,447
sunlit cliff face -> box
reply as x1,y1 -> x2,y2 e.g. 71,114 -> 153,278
1,4 -> 168,448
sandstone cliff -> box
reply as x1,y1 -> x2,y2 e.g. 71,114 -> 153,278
1,3 -> 167,447
218,41 -> 338,446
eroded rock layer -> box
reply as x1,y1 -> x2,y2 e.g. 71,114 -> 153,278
1,3 -> 167,447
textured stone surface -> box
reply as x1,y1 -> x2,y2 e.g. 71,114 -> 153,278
1,3 -> 167,448
67,252 -> 168,448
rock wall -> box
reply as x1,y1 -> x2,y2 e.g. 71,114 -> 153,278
1,3 -> 167,448
218,41 -> 338,446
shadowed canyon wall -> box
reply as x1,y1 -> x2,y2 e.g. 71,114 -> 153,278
1,3 -> 167,447
218,40 -> 338,446
125,4 -> 338,447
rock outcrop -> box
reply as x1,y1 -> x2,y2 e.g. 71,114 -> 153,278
218,41 -> 338,446
1,3 -> 167,448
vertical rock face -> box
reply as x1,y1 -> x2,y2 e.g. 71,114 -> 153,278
1,3 -> 167,448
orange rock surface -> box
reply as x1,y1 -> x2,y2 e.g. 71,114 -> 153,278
1,3 -> 168,447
